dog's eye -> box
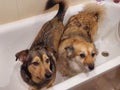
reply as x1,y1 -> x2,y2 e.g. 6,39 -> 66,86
80,53 -> 85,58
32,62 -> 39,66
46,59 -> 50,63
91,52 -> 96,57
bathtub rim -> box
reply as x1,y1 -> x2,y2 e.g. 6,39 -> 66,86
48,56 -> 120,90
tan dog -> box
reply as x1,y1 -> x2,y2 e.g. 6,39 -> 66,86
15,0 -> 68,90
57,3 -> 105,77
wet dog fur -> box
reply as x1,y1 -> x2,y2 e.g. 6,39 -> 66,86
57,3 -> 105,77
15,0 -> 68,90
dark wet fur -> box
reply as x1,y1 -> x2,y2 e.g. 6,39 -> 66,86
15,0 -> 68,90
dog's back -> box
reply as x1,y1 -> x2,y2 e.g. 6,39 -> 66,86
31,0 -> 68,54
63,3 -> 105,41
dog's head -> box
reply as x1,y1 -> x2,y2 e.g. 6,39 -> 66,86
15,47 -> 56,86
65,40 -> 97,71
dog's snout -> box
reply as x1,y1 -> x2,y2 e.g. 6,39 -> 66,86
88,64 -> 94,70
45,72 -> 52,79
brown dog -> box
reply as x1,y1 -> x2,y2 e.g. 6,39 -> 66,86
57,3 -> 105,77
15,0 -> 68,90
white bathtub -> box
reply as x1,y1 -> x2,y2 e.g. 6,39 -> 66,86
0,1 -> 120,90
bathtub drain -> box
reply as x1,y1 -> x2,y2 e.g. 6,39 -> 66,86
101,51 -> 109,57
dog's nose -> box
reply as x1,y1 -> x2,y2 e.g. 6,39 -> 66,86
88,64 -> 94,70
45,72 -> 52,79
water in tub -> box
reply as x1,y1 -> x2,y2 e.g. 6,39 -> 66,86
0,1 -> 120,90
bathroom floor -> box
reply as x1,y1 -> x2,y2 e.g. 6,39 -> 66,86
70,66 -> 120,90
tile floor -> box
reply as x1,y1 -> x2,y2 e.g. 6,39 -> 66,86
70,66 -> 120,90
0,0 -> 89,24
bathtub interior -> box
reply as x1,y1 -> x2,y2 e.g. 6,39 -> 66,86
0,1 -> 120,90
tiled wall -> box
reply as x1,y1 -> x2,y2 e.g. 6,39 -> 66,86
0,0 -> 89,24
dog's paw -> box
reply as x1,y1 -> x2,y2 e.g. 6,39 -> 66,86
29,86 -> 37,90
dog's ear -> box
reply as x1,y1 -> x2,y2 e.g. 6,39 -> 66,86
15,49 -> 29,63
94,12 -> 99,22
65,45 -> 74,58
45,47 -> 57,57
46,47 -> 56,54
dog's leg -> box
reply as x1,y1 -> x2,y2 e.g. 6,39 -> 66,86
29,86 -> 37,90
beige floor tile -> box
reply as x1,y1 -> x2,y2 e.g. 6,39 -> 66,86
16,0 -> 47,19
69,67 -> 120,90
69,80 -> 98,90
104,67 -> 120,90
0,0 -> 18,24
0,0 -> 90,24
95,76 -> 115,90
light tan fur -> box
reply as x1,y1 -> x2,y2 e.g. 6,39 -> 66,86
57,3 -> 105,77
